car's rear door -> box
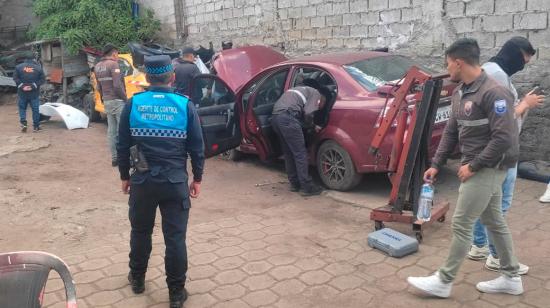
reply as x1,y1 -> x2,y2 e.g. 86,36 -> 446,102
190,74 -> 241,158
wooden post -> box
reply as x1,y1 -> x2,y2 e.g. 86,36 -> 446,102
61,43 -> 67,104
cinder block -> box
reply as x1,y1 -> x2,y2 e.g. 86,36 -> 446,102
294,17 -> 311,29
361,12 -> 380,25
343,13 -> 361,25
316,27 -> 333,39
389,0 -> 411,9
468,32 -> 496,48
311,16 -> 326,28
294,0 -> 308,7
350,25 -> 369,37
401,7 -> 421,22
233,7 -> 244,18
302,6 -> 317,17
482,14 -> 514,32
495,0 -> 526,13
344,38 -> 362,48
350,0 -> 368,12
527,0 -> 550,10
223,0 -> 234,9
514,12 -> 548,30
205,3 -> 214,12
312,39 -> 328,49
333,26 -> 351,38
380,9 -> 401,23
223,8 -> 233,19
361,38 -> 381,48
326,15 -> 343,26
334,2 -> 350,14
244,5 -> 255,16
289,30 -> 302,39
327,38 -> 344,48
237,17 -> 248,28
466,0 -> 494,15
298,40 -> 311,49
369,24 -> 385,37
446,1 -> 465,18
451,17 -> 474,33
302,29 -> 316,39
288,7 -> 302,18
528,29 -> 550,47
316,3 -> 333,16
278,0 -> 292,9
369,0 -> 388,10
279,9 -> 288,20
248,16 -> 260,26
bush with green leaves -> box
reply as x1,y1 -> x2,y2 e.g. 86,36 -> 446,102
31,0 -> 161,54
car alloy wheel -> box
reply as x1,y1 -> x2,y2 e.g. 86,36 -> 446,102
317,141 -> 362,191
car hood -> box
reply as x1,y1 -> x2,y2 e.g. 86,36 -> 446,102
212,45 -> 287,92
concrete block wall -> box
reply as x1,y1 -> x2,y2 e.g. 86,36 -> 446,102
150,0 -> 550,161
0,0 -> 36,46
138,0 -> 179,41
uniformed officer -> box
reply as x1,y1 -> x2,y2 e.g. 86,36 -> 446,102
13,54 -> 45,132
173,46 -> 201,98
407,38 -> 523,297
117,55 -> 204,308
95,44 -> 127,167
271,85 -> 327,196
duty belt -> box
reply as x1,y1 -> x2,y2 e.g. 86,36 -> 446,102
457,118 -> 489,127
97,77 -> 113,82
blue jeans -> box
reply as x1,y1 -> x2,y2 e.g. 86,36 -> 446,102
18,94 -> 40,128
473,166 -> 517,256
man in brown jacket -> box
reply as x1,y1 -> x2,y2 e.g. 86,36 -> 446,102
407,38 -> 523,297
95,44 -> 127,166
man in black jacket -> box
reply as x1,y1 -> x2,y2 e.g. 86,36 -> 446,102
13,55 -> 45,132
173,46 -> 201,98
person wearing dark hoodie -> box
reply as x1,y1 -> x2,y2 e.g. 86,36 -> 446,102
468,37 -> 545,274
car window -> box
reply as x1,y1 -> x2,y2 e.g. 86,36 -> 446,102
192,77 -> 235,108
253,69 -> 289,108
344,55 -> 435,91
117,58 -> 133,77
292,67 -> 336,88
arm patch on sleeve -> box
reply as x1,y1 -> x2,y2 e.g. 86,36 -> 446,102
494,99 -> 507,115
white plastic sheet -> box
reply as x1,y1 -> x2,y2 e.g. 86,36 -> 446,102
39,103 -> 89,130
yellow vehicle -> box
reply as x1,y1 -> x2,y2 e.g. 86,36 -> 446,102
83,53 -> 148,121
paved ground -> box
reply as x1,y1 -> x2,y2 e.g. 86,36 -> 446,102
1,97 -> 549,308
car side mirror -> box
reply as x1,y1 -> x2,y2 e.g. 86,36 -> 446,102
377,85 -> 394,96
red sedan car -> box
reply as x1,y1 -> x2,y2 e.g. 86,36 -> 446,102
191,46 -> 453,191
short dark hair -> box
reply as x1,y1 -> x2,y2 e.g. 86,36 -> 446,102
146,72 -> 173,85
103,43 -> 118,56
445,38 -> 480,65
509,36 -> 536,56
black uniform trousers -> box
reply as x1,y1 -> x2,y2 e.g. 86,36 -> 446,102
128,179 -> 190,289
271,112 -> 313,189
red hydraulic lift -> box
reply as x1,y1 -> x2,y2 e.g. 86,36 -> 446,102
368,66 -> 450,242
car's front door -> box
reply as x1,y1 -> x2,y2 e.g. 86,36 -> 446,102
243,68 -> 290,160
191,74 -> 241,158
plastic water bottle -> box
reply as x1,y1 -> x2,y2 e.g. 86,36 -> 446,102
417,183 -> 434,222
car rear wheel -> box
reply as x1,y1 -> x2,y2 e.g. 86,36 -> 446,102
317,141 -> 362,191
84,93 -> 101,122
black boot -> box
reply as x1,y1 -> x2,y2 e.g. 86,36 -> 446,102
169,287 -> 188,308
127,273 -> 145,294
300,184 -> 323,196
21,122 -> 27,133
289,182 -> 301,192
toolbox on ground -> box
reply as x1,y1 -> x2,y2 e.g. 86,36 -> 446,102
367,228 -> 418,257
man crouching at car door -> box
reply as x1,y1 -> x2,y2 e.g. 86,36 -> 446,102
271,84 -> 328,196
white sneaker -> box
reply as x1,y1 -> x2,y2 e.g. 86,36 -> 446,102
407,273 -> 452,298
476,275 -> 523,295
540,186 -> 550,203
468,245 -> 489,260
485,255 -> 529,275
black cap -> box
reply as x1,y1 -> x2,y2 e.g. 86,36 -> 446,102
103,43 -> 118,56
144,55 -> 173,75
181,46 -> 195,55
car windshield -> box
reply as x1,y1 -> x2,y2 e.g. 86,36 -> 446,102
344,55 -> 434,91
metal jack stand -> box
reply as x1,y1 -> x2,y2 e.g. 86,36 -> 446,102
368,67 -> 450,243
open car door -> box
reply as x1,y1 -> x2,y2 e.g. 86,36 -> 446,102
191,74 -> 241,158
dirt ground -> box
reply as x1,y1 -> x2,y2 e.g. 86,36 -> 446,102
1,94 -> 549,308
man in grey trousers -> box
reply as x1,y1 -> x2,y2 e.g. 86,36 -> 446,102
407,38 -> 523,297
95,44 -> 127,167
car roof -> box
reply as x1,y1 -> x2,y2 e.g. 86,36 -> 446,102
283,51 -> 391,66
